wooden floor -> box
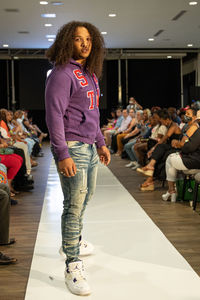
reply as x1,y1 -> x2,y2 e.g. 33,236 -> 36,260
0,143 -> 200,300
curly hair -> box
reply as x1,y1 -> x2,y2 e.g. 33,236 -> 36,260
46,21 -> 105,78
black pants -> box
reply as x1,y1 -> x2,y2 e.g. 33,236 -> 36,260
0,184 -> 10,244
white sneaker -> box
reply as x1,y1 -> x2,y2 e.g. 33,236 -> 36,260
125,161 -> 135,168
131,162 -> 140,170
65,261 -> 91,296
59,239 -> 94,258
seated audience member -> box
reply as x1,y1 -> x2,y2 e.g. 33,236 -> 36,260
163,117 -> 200,202
23,111 -> 47,145
0,179 -> 17,264
168,107 -> 181,125
13,110 -> 36,158
125,114 -> 153,169
116,110 -> 143,156
137,109 -> 182,190
104,108 -> 123,147
110,109 -> 132,153
0,140 -> 23,196
126,96 -> 143,112
101,109 -> 117,134
0,109 -> 32,174
179,110 -> 186,130
133,111 -> 167,167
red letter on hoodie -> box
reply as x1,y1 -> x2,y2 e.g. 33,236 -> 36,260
87,90 -> 95,110
73,70 -> 88,87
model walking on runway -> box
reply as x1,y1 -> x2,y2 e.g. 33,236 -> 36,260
45,21 -> 110,296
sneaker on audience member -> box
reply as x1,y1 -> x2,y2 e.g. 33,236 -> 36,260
65,261 -> 91,296
0,252 -> 17,265
59,239 -> 94,258
125,161 -> 136,168
132,162 -> 140,170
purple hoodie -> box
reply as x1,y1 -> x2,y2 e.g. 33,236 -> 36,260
45,59 -> 105,161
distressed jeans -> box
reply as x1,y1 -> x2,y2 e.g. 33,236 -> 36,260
52,141 -> 99,265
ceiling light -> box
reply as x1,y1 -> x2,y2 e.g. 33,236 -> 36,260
3,44 -> 9,47
51,1 -> 63,5
108,13 -> 116,17
40,1 -> 48,4
41,13 -> 56,18
148,38 -> 154,41
101,32 -> 107,35
45,23 -> 52,27
189,1 -> 198,5
187,43 -> 193,47
48,38 -> 54,41
167,56 -> 172,58
46,34 -> 56,38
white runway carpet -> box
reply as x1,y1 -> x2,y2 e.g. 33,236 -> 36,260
25,160 -> 200,300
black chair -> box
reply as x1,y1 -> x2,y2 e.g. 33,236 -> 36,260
193,172 -> 200,211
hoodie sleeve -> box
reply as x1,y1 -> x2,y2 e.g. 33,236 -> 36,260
45,68 -> 71,161
95,125 -> 106,148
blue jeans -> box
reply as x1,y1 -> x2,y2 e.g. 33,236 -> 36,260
124,138 -> 138,162
52,141 -> 99,265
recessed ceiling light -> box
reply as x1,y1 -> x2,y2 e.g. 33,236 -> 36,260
3,44 -> 9,47
189,1 -> 198,5
187,43 -> 193,47
51,1 -> 63,5
41,13 -> 56,18
46,34 -> 56,38
40,1 -> 48,4
108,13 -> 116,17
148,38 -> 155,41
101,32 -> 107,35
167,56 -> 172,58
45,23 -> 52,27
48,38 -> 54,42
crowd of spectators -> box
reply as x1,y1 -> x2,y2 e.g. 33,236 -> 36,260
102,97 -> 200,199
0,108 -> 47,265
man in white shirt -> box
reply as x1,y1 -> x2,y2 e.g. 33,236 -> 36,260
116,109 -> 132,133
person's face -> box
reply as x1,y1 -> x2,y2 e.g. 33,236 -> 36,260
123,110 -> 128,118
153,113 -> 160,124
116,109 -> 122,117
129,109 -> 135,118
160,118 -> 170,127
143,111 -> 148,120
129,97 -> 135,105
111,111 -> 115,118
6,111 -> 12,122
185,109 -> 196,123
73,26 -> 92,61
136,112 -> 142,121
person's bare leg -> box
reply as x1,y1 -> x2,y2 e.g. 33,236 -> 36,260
168,181 -> 175,193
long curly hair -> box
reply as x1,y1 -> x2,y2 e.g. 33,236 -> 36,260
46,21 -> 105,78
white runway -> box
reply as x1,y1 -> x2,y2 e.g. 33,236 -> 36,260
25,160 -> 200,300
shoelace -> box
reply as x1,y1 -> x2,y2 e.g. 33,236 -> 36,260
71,265 -> 86,282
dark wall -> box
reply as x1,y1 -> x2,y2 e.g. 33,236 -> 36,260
17,59 -> 52,110
0,60 -> 9,108
127,59 -> 181,109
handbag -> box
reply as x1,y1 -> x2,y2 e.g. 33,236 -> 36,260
0,147 -> 14,155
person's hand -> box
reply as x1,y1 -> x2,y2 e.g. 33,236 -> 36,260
147,149 -> 153,159
125,134 -> 130,139
171,139 -> 179,148
97,146 -> 111,166
58,157 -> 77,177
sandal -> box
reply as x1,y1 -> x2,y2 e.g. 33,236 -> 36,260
140,181 -> 154,191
